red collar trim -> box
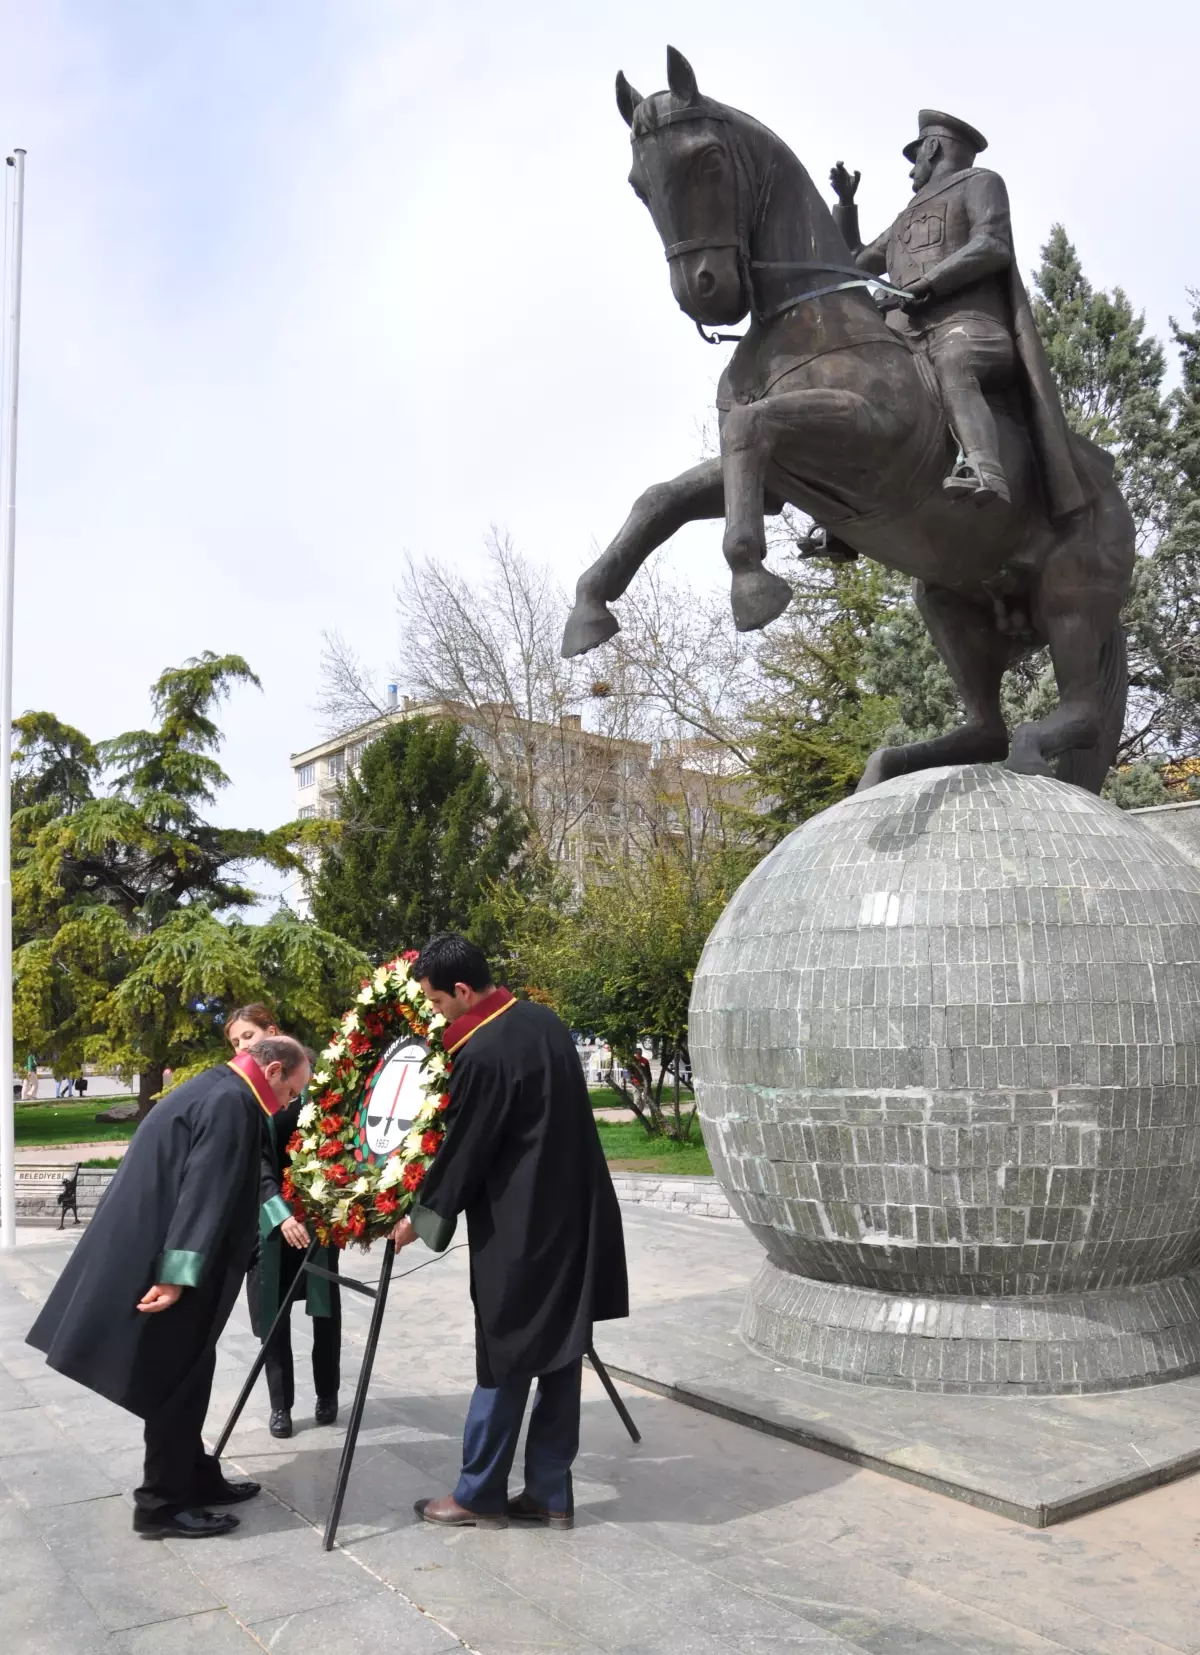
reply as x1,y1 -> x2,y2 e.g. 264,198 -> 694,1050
228,1052 -> 282,1117
443,987 -> 516,1055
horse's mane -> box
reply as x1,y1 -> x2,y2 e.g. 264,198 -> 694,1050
633,91 -> 853,270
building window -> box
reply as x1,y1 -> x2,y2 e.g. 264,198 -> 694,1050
346,742 -> 363,771
326,751 -> 345,781
296,762 -> 315,789
298,804 -> 316,820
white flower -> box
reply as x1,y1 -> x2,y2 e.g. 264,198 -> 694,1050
321,1043 -> 340,1063
352,1176 -> 369,1196
341,1011 -> 359,1033
424,1052 -> 447,1077
356,984 -> 375,1005
310,1176 -> 327,1201
378,1158 -> 405,1190
428,1012 -> 447,1031
402,1128 -> 423,1155
332,1197 -> 351,1222
297,1101 -> 318,1129
301,1135 -> 319,1154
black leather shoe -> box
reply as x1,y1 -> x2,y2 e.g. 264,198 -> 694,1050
314,1396 -> 338,1426
133,1507 -> 239,1539
202,1479 -> 261,1506
269,1409 -> 292,1438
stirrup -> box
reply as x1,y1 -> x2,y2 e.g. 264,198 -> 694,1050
942,457 -> 1010,507
797,527 -> 858,563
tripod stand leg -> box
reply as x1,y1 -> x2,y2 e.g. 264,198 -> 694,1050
587,1346 -> 640,1443
323,1240 -> 396,1551
213,1237 -> 317,1460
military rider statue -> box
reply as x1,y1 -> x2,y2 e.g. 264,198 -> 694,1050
830,110 -> 1084,519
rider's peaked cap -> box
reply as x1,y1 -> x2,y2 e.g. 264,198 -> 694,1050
903,110 -> 988,161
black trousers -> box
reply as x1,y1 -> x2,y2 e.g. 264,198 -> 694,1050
135,1346 -> 226,1515
247,1242 -> 341,1413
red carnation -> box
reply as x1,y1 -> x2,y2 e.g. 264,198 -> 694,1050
325,1164 -> 350,1187
436,1095 -> 451,1112
317,1141 -> 343,1160
347,1203 -> 367,1238
402,949 -> 419,962
286,1131 -> 304,1154
401,1161 -> 426,1192
420,1129 -> 444,1155
348,1030 -> 372,1057
320,1113 -> 344,1136
375,1190 -> 399,1216
330,1222 -> 348,1249
291,1201 -> 308,1222
281,1174 -> 296,1200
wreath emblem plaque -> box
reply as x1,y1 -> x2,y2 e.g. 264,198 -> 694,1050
284,954 -> 451,1247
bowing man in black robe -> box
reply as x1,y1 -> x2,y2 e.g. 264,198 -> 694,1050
395,934 -> 628,1530
26,1037 -> 312,1540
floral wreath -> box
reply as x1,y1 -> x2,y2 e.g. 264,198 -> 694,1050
283,952 -> 451,1248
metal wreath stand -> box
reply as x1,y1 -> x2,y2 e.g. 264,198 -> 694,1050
214,1236 -> 640,1550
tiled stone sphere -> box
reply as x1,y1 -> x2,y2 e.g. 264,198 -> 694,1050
689,766 -> 1200,1391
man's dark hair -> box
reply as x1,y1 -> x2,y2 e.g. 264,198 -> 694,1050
247,1035 -> 309,1075
413,933 -> 493,994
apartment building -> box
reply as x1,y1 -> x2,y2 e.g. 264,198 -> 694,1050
289,691 -> 745,882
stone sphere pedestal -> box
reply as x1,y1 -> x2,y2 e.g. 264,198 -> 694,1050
689,765 -> 1200,1394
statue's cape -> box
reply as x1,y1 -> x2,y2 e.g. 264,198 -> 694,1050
1007,261 -> 1091,519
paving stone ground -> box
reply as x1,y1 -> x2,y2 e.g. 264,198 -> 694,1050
4,1207 -> 1200,1654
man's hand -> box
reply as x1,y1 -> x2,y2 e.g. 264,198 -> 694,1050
137,1283 -> 184,1314
903,276 -> 934,307
281,1216 -> 310,1249
390,1216 -> 417,1249
829,161 -> 861,204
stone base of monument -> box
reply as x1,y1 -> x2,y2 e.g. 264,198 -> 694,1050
744,1259 -> 1200,1394
597,1247 -> 1200,1527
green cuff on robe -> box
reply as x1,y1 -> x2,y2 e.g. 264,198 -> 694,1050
156,1249 -> 205,1288
409,1202 -> 456,1253
260,1193 -> 292,1238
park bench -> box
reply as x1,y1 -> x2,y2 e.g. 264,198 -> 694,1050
5,1164 -> 116,1225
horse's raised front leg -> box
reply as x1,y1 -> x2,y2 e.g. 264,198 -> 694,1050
720,390 -> 867,632
562,459 -> 726,658
857,583 -> 1013,791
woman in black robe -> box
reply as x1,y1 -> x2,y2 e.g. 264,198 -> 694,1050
26,1037 -> 312,1539
395,933 -> 628,1530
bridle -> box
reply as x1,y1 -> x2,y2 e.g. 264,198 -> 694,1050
638,101 -> 907,345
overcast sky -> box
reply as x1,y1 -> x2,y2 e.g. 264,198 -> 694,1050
1,0 -> 1197,906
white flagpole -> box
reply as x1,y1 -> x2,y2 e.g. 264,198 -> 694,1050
0,149 -> 26,1251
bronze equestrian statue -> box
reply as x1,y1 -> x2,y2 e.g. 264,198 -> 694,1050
561,48 -> 1134,793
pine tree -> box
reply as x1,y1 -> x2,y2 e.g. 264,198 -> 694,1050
1031,225 -> 1172,547
309,715 -> 535,961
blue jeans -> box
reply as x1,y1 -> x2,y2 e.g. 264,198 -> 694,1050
453,1358 -> 582,1515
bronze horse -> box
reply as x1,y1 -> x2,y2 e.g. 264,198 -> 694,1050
561,48 -> 1135,793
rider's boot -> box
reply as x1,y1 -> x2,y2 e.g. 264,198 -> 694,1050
943,453 -> 1011,508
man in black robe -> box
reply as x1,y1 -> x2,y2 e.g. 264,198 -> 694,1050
27,1036 -> 312,1539
393,933 -> 628,1530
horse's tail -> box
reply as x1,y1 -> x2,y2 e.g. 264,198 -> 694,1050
1055,623 -> 1127,794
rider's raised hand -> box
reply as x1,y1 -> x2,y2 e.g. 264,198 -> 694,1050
829,162 -> 861,203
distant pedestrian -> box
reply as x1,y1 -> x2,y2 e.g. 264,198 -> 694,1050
21,1054 -> 38,1101
55,1074 -> 73,1099
75,1075 -> 88,1097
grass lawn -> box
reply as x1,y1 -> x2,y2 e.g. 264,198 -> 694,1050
81,1156 -> 124,1169
589,1085 -> 696,1111
595,1118 -> 712,1177
15,1100 -> 138,1148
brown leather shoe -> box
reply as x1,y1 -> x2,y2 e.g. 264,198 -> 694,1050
507,1491 -> 574,1530
414,1494 -> 508,1529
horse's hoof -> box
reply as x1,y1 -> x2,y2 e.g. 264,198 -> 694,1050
1005,748 -> 1054,778
730,567 -> 792,633
561,600 -> 620,659
856,749 -> 897,792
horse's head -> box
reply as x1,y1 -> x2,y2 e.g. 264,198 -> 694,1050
617,47 -> 753,329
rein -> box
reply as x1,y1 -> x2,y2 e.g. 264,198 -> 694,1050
643,103 -> 909,345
